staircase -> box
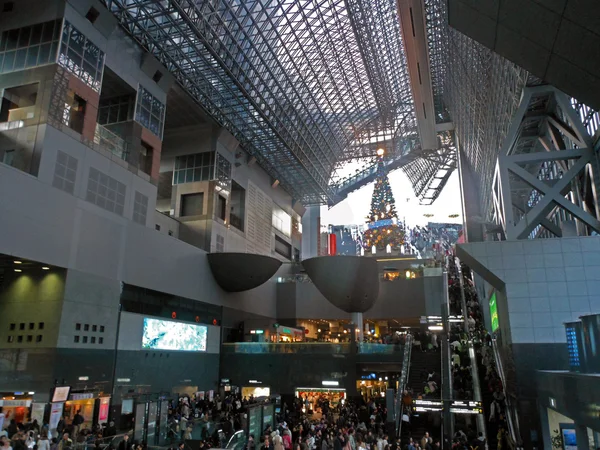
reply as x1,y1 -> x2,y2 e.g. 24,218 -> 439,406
401,350 -> 442,444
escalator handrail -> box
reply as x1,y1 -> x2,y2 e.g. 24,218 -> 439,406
396,333 -> 413,437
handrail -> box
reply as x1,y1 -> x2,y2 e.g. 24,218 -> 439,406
456,258 -> 486,440
396,334 -> 413,437
491,338 -> 523,449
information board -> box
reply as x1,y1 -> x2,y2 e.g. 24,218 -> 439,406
262,404 -> 274,431
449,400 -> 483,414
248,406 -> 262,439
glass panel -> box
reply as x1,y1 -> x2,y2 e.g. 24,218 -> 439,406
25,46 -> 39,68
39,43 -> 51,65
14,49 -> 26,70
43,21 -> 56,43
193,168 -> 202,182
186,169 -> 194,183
0,31 -> 7,51
3,51 -> 15,72
6,29 -> 19,50
31,24 -> 43,45
18,27 -> 31,48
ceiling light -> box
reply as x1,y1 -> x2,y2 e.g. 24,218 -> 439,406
376,148 -> 385,156
14,269 -> 22,273
42,267 -> 50,270
14,261 -> 22,264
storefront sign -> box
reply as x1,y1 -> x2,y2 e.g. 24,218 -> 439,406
0,400 -> 32,407
250,330 -> 264,334
49,403 -> 64,431
98,398 -> 110,422
70,393 -> 94,401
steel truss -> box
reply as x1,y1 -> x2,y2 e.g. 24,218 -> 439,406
492,86 -> 600,240
101,0 -> 417,205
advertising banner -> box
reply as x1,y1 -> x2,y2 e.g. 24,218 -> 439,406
49,403 -> 64,431
489,292 -> 499,332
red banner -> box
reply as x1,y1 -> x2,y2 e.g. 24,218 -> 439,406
328,233 -> 337,256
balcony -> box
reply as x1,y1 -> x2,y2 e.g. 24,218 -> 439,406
94,124 -> 130,162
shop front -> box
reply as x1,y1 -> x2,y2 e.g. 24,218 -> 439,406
274,326 -> 305,343
357,379 -> 389,399
295,387 -> 346,413
241,381 -> 271,399
63,392 -> 111,430
0,393 -> 33,424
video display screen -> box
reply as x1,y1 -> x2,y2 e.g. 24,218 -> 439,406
51,386 -> 71,402
142,318 -> 207,351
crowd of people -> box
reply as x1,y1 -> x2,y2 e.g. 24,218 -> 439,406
447,258 -> 514,450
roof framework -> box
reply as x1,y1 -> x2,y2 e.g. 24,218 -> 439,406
102,0 -> 418,205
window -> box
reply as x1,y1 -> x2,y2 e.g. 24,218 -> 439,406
83,336 -> 88,343
0,20 -> 61,74
84,324 -> 89,331
28,322 -> 34,330
74,336 -> 80,343
1,149 -> 14,166
217,195 -> 226,221
135,86 -> 165,138
275,235 -> 292,259
92,325 -> 97,332
38,322 -> 44,330
7,336 -> 13,343
17,335 -> 23,343
9,323 -> 15,331
230,181 -> 245,231
100,326 -> 105,333
216,234 -> 225,253
139,140 -> 153,175
52,151 -> 77,194
85,7 -> 100,24
173,152 -> 215,185
180,193 -> 204,217
99,337 -> 104,344
75,323 -> 81,331
58,21 -> 104,92
19,323 -> 24,330
98,94 -> 135,125
133,191 -> 149,225
36,335 -> 42,343
86,167 -> 126,215
215,153 -> 231,188
155,224 -> 161,231
63,94 -> 86,134
168,230 -> 173,236
91,337 -> 96,344
272,204 -> 292,237
152,70 -> 163,83
26,335 -> 32,342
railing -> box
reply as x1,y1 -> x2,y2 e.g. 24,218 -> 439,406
222,342 -> 350,354
222,342 -> 405,354
94,123 -> 130,162
396,334 -> 413,436
492,338 -> 523,449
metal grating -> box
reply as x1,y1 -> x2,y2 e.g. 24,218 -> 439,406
101,0 -> 418,205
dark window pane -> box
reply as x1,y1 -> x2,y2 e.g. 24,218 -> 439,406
3,50 -> 15,72
26,46 -> 39,67
18,27 -> 31,48
0,31 -> 8,51
38,43 -> 51,64
6,29 -> 19,50
42,22 -> 54,43
14,48 -> 26,70
31,24 -> 43,45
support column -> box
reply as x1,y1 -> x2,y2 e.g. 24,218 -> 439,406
352,312 -> 364,342
576,424 -> 590,450
301,206 -> 320,259
457,146 -> 484,242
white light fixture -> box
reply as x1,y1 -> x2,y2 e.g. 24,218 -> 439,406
116,378 -> 131,383
371,245 -> 376,254
14,261 -> 22,264
322,381 -> 339,386
376,148 -> 385,156
42,267 -> 50,270
14,269 -> 22,273
379,377 -> 382,381
78,376 -> 89,381
386,244 -> 391,254
428,325 -> 443,331
385,376 -> 388,380
28,392 -> 35,395
249,379 -> 261,384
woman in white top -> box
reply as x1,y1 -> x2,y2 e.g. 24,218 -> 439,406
37,433 -> 50,450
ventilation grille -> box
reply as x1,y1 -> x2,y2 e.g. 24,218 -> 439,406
86,167 -> 126,215
52,150 -> 78,194
133,191 -> 149,225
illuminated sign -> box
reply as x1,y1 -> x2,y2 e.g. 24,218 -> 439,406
250,330 -> 264,334
413,399 -> 443,412
449,400 -> 483,414
489,292 -> 499,332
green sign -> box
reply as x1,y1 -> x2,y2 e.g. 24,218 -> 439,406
248,405 -> 262,439
273,323 -> 279,328
489,292 -> 499,332
262,404 -> 274,431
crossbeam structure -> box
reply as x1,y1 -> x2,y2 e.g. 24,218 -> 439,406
492,86 -> 600,240
101,0 -> 420,205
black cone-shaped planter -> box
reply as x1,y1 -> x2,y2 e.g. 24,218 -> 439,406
303,256 -> 379,313
207,253 -> 282,292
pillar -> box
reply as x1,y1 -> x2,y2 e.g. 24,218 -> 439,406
576,424 -> 590,450
301,206 -> 320,259
457,146 -> 484,242
352,312 -> 364,342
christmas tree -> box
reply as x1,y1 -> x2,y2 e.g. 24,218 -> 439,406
362,150 -> 405,252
